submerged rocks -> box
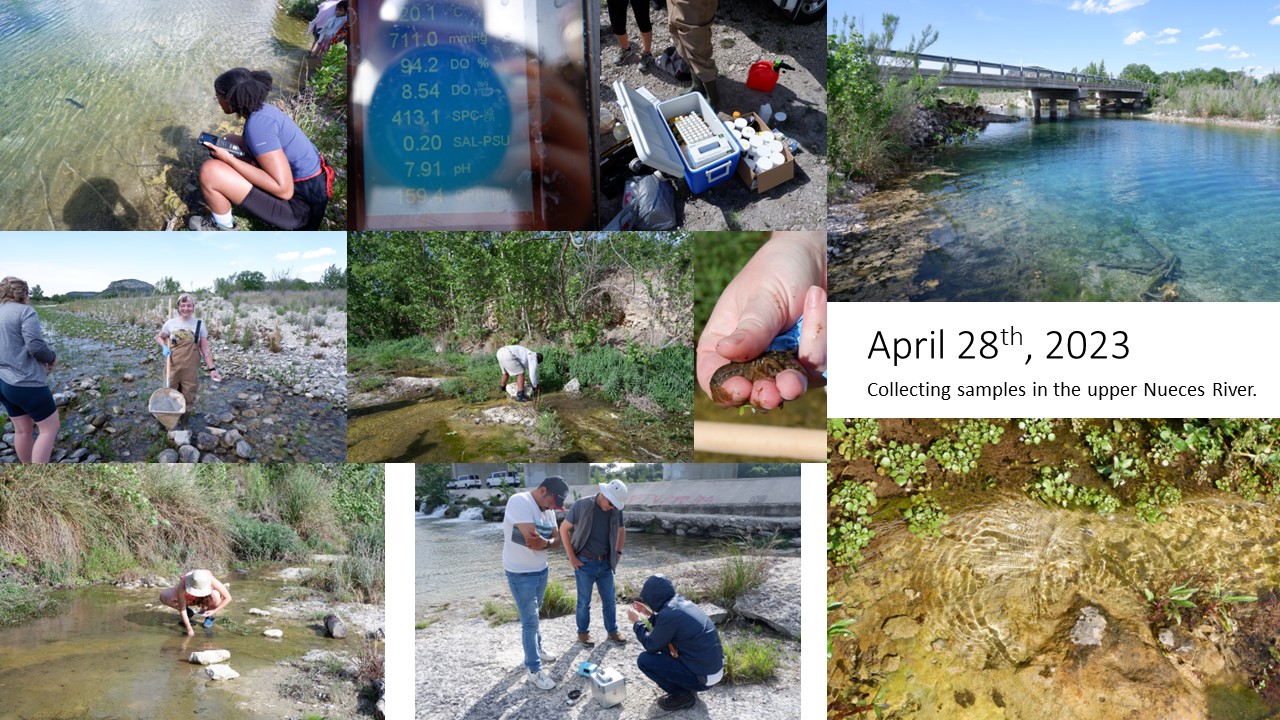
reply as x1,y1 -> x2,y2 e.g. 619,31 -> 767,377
882,615 -> 923,640
263,629 -> 284,638
1070,606 -> 1107,646
249,608 -> 272,616
205,664 -> 239,681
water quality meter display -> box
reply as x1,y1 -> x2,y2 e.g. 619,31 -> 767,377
352,0 -> 599,230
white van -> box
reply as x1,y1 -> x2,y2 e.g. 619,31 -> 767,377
456,475 -> 482,489
487,471 -> 521,488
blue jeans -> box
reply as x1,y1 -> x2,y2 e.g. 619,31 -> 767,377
574,557 -> 617,635
506,568 -> 549,672
637,650 -> 712,695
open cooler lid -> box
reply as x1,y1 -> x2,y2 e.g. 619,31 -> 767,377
613,79 -> 685,177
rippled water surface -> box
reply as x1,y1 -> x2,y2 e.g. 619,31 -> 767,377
906,114 -> 1280,301
0,0 -> 308,230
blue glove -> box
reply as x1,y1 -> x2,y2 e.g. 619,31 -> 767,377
162,345 -> 171,358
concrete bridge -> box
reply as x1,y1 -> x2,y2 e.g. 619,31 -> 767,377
881,51 -> 1153,119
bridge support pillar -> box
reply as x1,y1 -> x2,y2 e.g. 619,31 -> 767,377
1032,97 -> 1041,119
1068,99 -> 1080,117
1049,99 -> 1058,119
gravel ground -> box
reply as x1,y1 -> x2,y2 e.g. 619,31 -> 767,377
598,0 -> 826,230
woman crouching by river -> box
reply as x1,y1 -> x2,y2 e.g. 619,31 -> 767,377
0,277 -> 60,464
155,294 -> 222,425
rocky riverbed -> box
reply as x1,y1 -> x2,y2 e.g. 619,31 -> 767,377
415,557 -> 801,720
0,297 -> 346,463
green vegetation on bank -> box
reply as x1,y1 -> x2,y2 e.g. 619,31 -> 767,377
0,465 -> 383,626
828,14 -> 940,187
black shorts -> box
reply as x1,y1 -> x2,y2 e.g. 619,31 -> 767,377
240,172 -> 330,230
0,378 -> 57,422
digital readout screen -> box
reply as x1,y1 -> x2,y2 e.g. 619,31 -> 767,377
351,0 -> 598,230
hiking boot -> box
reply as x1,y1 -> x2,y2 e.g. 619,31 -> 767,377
529,670 -> 557,690
515,392 -> 531,402
608,632 -> 628,645
639,51 -> 654,71
539,648 -> 558,663
578,632 -> 596,647
187,215 -> 237,231
657,692 -> 696,711
614,46 -> 636,66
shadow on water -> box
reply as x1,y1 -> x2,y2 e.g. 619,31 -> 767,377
63,176 -> 140,230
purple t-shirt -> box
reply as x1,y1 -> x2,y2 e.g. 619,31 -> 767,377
245,104 -> 321,180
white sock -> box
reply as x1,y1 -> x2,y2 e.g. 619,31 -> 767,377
211,210 -> 234,228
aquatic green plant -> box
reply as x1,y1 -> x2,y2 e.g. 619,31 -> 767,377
1205,579 -> 1257,634
874,440 -> 928,488
827,601 -> 856,660
1018,418 -> 1056,445
828,474 -> 876,569
1145,581 -> 1200,626
1098,451 -> 1143,488
1024,465 -> 1120,514
903,494 -> 948,537
927,420 -> 1003,474
1134,482 -> 1182,523
829,418 -> 879,461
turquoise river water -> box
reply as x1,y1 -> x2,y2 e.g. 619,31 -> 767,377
0,0 -> 309,230
902,113 -> 1280,301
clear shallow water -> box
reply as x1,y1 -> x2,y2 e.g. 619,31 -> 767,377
416,516 -> 721,615
0,0 -> 309,230
907,113 -> 1280,301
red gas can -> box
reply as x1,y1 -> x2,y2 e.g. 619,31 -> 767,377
747,60 -> 780,92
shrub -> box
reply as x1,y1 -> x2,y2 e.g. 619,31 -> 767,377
229,516 -> 303,561
282,0 -> 322,21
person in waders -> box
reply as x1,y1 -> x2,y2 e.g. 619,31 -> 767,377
154,294 -> 222,426
159,569 -> 232,636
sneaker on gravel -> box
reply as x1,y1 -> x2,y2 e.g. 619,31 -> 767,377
187,215 -> 236,231
657,692 -> 696,711
614,46 -> 636,65
540,648 -> 558,663
578,632 -> 596,647
639,51 -> 654,70
529,670 -> 557,690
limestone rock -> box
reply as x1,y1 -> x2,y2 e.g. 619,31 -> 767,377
733,558 -> 800,639
882,615 -> 922,640
564,378 -> 581,394
1070,607 -> 1106,647
157,449 -> 179,463
324,612 -> 348,639
263,629 -> 283,638
168,430 -> 191,448
189,649 -> 231,665
178,445 -> 200,464
249,608 -> 271,616
700,603 -> 729,624
205,663 -> 239,681
200,453 -> 223,463
222,429 -> 243,448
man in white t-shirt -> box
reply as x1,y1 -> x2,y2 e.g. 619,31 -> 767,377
503,475 -> 570,689
496,345 -> 542,403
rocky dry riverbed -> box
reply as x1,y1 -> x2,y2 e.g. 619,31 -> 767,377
598,0 -> 826,230
415,557 -> 800,720
0,296 -> 346,463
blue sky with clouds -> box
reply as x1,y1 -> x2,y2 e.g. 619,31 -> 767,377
830,0 -> 1280,77
4,232 -> 346,295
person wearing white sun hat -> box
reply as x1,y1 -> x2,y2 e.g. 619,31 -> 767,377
560,478 -> 629,648
159,569 -> 233,636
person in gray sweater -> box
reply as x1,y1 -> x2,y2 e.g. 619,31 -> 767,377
0,277 -> 60,464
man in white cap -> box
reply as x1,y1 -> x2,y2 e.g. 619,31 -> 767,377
158,569 -> 233,636
559,478 -> 629,647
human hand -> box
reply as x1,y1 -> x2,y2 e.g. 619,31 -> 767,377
203,141 -> 235,164
696,232 -> 827,411
667,643 -> 679,658
46,359 -> 57,371
162,345 -> 171,358
627,609 -> 641,623
186,627 -> 195,637
630,601 -> 652,617
210,370 -> 223,382
569,554 -> 584,570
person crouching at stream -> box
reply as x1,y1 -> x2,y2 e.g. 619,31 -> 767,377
0,277 -> 60,464
496,345 -> 541,402
628,574 -> 725,712
155,294 -> 222,426
560,479 -> 629,648
160,569 -> 232,636
503,476 -> 569,690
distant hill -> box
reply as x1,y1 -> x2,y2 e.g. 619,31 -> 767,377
99,279 -> 155,298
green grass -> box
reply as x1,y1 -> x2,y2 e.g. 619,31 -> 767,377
229,516 -> 303,562
0,579 -> 58,627
481,600 -> 519,626
723,636 -> 782,683
710,544 -> 772,607
540,579 -> 575,619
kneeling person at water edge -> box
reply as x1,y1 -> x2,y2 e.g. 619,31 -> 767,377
628,574 -> 725,712
560,479 -> 629,648
160,569 -> 232,636
503,476 -> 569,690
189,68 -> 333,231
155,294 -> 222,421
496,345 -> 541,402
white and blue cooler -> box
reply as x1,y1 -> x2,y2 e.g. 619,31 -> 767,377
614,80 -> 741,194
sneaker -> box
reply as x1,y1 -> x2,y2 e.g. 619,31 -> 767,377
608,632 -> 627,645
539,648 -> 558,663
515,392 -> 531,402
657,692 -> 696,711
578,632 -> 596,647
187,215 -> 236,231
529,670 -> 556,690
639,51 -> 654,70
614,46 -> 636,66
